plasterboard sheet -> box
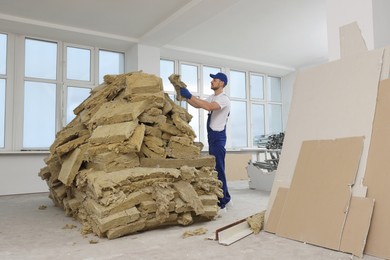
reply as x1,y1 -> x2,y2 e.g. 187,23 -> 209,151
266,47 -> 384,221
340,22 -> 367,59
339,197 -> 374,258
275,137 -> 363,251
362,78 -> 390,259
264,187 -> 288,233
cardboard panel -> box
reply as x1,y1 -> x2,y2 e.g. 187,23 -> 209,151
264,23 -> 387,259
264,187 -> 288,233
276,137 -> 363,251
340,22 -> 368,59
363,78 -> 390,258
339,197 -> 374,258
267,47 -> 384,222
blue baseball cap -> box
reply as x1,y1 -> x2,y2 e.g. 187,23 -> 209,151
210,72 -> 228,86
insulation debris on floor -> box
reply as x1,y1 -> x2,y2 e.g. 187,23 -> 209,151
247,211 -> 265,234
38,71 -> 223,239
207,211 -> 265,246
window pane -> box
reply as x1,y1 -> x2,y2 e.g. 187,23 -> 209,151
203,66 -> 220,96
0,34 -> 6,75
203,111 -> 208,146
23,81 -> 56,148
230,100 -> 247,148
188,105 -> 200,142
160,59 -> 175,92
269,104 -> 283,134
268,76 -> 281,102
67,86 -> 90,124
99,50 -> 124,84
230,70 -> 246,99
180,64 -> 198,92
0,79 -> 5,147
250,74 -> 264,99
251,103 -> 265,146
67,47 -> 91,81
25,39 -> 57,80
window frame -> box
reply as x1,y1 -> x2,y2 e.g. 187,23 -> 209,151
98,49 -> 125,84
228,69 -> 248,149
21,37 -> 61,150
64,44 -> 94,84
1,33 -> 125,152
248,71 -> 266,147
160,58 -> 283,150
0,33 -> 8,149
62,43 -> 95,128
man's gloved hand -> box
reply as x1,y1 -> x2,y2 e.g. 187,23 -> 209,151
180,88 -> 192,99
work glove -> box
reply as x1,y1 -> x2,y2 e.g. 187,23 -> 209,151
180,88 -> 192,99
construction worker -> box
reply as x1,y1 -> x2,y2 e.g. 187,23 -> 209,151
180,72 -> 231,211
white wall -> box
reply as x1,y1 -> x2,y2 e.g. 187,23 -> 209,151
372,0 -> 390,49
326,0 -> 374,61
126,44 -> 160,75
0,153 -> 48,195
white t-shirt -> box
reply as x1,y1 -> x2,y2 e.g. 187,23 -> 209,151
206,93 -> 230,131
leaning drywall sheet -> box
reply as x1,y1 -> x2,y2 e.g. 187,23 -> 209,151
275,137 -> 364,251
264,187 -> 288,234
266,47 -> 384,222
339,197 -> 374,258
362,78 -> 390,259
339,22 -> 368,59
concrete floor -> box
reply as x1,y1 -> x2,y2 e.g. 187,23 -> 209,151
0,181 -> 383,260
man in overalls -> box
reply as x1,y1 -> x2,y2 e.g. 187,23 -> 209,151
180,72 -> 231,211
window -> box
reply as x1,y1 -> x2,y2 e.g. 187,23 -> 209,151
25,38 -> 57,80
64,45 -> 92,124
250,74 -> 264,100
229,70 -> 248,148
249,73 -> 266,146
65,49 -> 124,124
269,104 -> 283,134
267,76 -> 282,134
1,34 -> 126,151
67,46 -> 91,81
180,63 -> 200,141
0,33 -> 6,148
230,100 -> 248,148
180,63 -> 198,93
99,50 -> 125,84
230,70 -> 246,99
251,103 -> 265,146
268,76 -> 282,102
188,105 -> 200,142
160,59 -> 175,92
66,86 -> 90,124
0,34 -> 6,75
160,59 -> 283,150
0,79 -> 5,148
24,39 -> 58,148
23,81 -> 56,148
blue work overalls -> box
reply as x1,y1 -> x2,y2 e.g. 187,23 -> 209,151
207,112 -> 231,209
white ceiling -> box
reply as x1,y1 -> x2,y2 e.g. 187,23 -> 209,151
0,0 -> 328,76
